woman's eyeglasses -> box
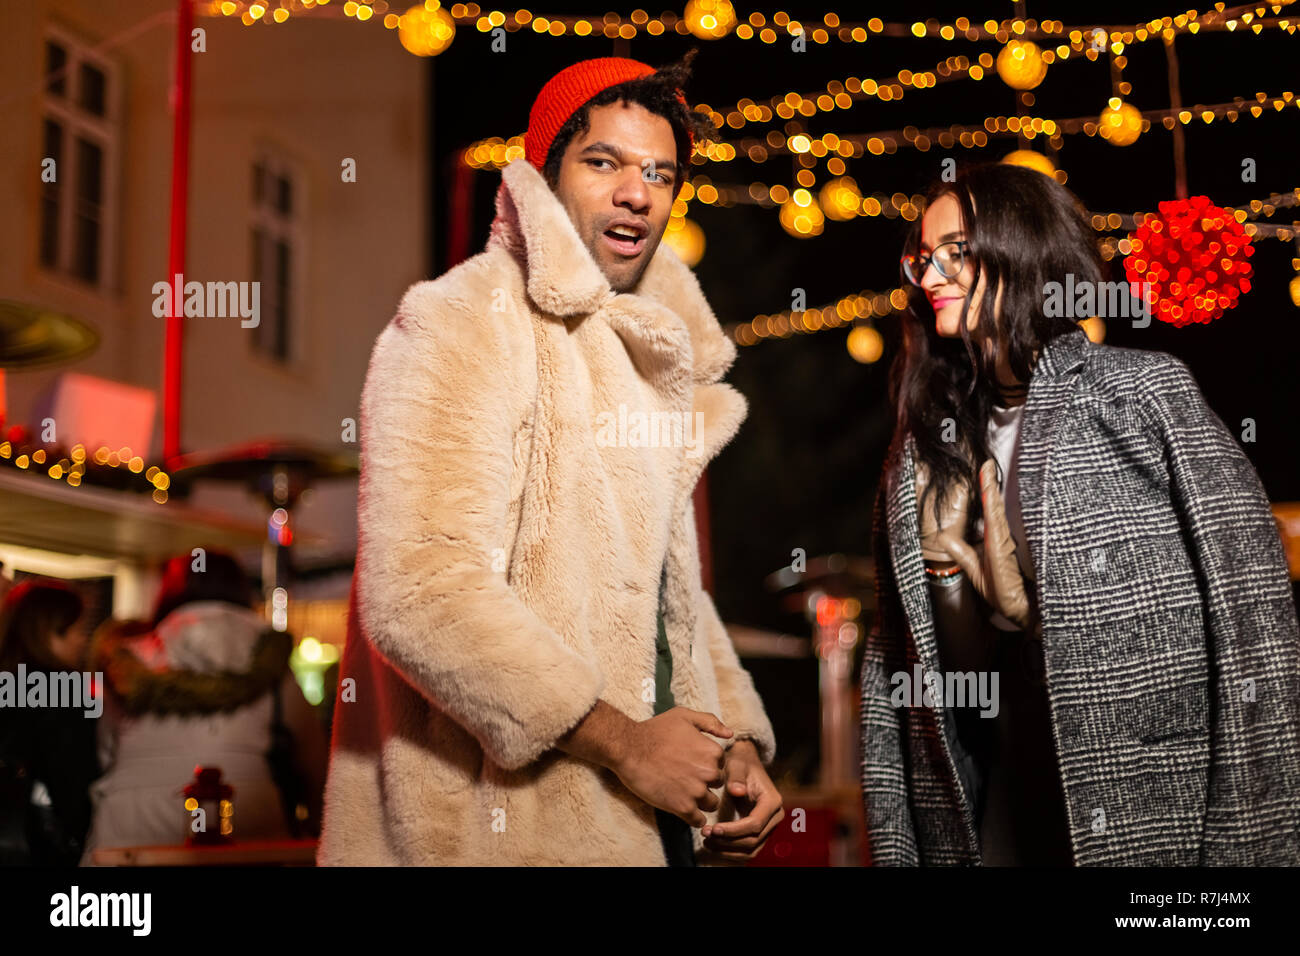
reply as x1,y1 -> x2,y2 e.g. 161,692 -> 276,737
901,240 -> 970,286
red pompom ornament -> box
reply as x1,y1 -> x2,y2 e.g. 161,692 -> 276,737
1122,195 -> 1253,327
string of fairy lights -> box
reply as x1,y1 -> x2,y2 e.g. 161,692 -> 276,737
202,1 -> 1300,46
729,187 -> 1300,352
464,87 -> 1299,173
0,439 -> 174,503
199,1 -> 1300,355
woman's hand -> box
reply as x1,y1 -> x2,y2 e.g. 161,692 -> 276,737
914,459 -> 972,565
942,460 -> 1032,630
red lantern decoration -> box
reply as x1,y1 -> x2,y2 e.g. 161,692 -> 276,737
1122,195 -> 1254,327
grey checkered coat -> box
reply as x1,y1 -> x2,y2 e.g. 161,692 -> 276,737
861,327 -> 1300,865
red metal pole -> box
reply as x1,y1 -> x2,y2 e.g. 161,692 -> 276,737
163,0 -> 192,466
446,152 -> 474,269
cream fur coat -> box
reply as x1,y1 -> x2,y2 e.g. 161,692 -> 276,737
317,158 -> 776,865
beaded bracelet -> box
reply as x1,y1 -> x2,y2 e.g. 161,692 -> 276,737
924,564 -> 963,579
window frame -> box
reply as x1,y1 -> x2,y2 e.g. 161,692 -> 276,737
248,147 -> 307,372
38,22 -> 122,294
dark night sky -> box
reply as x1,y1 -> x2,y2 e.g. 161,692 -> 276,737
429,2 -> 1300,648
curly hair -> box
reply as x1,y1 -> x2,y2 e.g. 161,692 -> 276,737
541,49 -> 715,194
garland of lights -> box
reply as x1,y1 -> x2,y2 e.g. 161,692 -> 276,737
1123,196 -> 1255,327
728,188 -> 1299,346
197,1 -> 1297,346
203,2 -> 1300,49
730,287 -> 911,348
0,428 -> 173,503
466,88 -> 1300,172
708,92 -> 1300,162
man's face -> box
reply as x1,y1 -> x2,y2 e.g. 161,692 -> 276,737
551,100 -> 679,293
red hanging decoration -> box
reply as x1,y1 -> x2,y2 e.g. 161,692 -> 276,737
1122,195 -> 1254,327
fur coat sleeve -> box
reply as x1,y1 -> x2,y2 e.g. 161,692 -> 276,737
355,281 -> 606,773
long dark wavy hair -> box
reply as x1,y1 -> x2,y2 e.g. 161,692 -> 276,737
892,163 -> 1101,527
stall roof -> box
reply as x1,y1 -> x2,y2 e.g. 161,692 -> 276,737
0,470 -> 286,561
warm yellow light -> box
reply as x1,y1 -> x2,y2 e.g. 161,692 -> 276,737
662,217 -> 706,267
399,3 -> 456,55
819,176 -> 863,221
996,40 -> 1047,90
684,0 -> 737,39
1079,316 -> 1107,343
1000,149 -> 1057,177
1290,274 -> 1300,308
847,325 -> 884,363
1098,100 -> 1143,145
779,191 -> 825,237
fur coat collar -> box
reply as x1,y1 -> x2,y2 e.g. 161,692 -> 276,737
487,157 -> 739,387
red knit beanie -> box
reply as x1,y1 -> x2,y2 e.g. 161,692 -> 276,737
524,57 -> 693,173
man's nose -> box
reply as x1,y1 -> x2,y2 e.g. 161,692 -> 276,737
611,166 -> 652,212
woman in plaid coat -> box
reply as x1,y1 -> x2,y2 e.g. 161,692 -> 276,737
861,163 -> 1300,865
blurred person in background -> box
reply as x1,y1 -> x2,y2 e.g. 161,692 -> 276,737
0,578 -> 99,865
79,552 -> 328,862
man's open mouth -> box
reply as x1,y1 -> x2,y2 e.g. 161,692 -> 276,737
602,222 -> 648,257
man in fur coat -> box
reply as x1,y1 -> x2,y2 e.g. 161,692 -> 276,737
318,55 -> 782,866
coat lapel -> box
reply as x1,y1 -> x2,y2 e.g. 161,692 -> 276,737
487,158 -> 610,317
485,160 -> 749,726
884,434 -> 942,673
1017,328 -> 1090,600
487,158 -> 747,513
